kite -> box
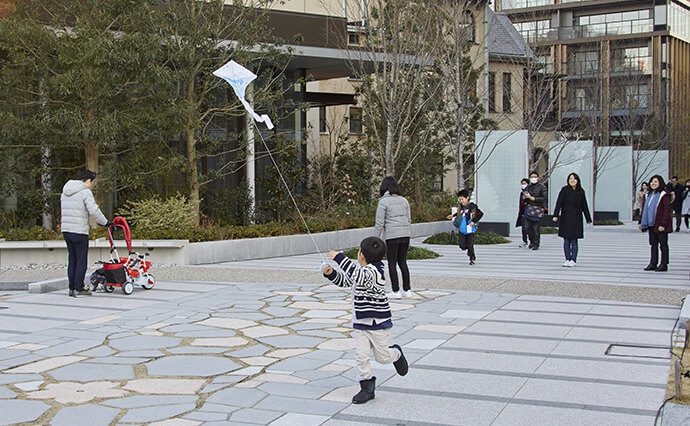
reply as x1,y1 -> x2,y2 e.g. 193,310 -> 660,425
213,60 -> 274,130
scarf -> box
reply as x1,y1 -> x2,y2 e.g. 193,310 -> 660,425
641,192 -> 661,230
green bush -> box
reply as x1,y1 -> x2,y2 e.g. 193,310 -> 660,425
594,219 -> 623,226
342,246 -> 440,260
423,231 -> 510,245
3,225 -> 60,241
117,194 -> 196,234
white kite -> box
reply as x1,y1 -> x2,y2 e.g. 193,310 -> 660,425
213,60 -> 274,130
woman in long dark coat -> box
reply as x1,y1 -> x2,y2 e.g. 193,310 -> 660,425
552,173 -> 592,267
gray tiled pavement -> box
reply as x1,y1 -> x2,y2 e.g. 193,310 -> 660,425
0,222 -> 688,425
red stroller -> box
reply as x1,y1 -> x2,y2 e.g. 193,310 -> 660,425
90,216 -> 155,295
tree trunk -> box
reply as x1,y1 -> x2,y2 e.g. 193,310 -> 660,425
385,118 -> 395,177
186,126 -> 200,226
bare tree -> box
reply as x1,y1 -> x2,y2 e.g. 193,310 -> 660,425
343,0 -> 443,181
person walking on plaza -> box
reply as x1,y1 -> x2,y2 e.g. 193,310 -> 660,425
321,237 -> 408,404
551,173 -> 592,267
681,179 -> 690,232
639,175 -> 672,272
522,171 -> 547,250
61,170 -> 110,297
447,189 -> 484,265
634,181 -> 649,221
516,178 -> 530,248
374,176 -> 412,299
666,176 -> 684,232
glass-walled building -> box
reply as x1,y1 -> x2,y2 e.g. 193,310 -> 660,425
496,0 -> 690,178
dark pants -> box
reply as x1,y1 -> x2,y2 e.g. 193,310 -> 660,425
524,219 -> 541,248
458,232 -> 476,261
648,229 -> 669,267
672,205 -> 682,231
520,217 -> 528,244
386,237 -> 410,292
63,232 -> 89,291
563,238 -> 579,262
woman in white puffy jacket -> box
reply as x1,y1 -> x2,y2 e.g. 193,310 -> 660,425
375,176 -> 412,299
60,170 -> 109,297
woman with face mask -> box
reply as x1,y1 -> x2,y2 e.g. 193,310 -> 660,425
681,179 -> 690,232
516,178 -> 529,248
522,171 -> 548,250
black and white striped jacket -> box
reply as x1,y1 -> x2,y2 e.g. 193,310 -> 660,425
324,252 -> 392,330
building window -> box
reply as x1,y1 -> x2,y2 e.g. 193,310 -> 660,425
488,72 -> 496,112
577,10 -> 651,37
514,20 -> 550,43
571,86 -> 598,111
460,11 -> 475,42
348,33 -> 361,45
625,84 -> 649,108
319,106 -> 327,133
610,46 -> 651,74
502,72 -> 512,112
669,2 -> 690,42
500,0 -> 552,11
349,107 -> 363,134
571,51 -> 599,74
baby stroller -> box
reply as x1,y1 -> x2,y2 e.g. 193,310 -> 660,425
90,216 -> 155,295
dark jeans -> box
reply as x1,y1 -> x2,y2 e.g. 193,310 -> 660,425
520,217 -> 528,244
648,229 -> 669,267
563,238 -> 579,262
524,219 -> 541,247
63,232 -> 90,291
673,205 -> 682,230
386,237 -> 410,292
458,232 -> 476,261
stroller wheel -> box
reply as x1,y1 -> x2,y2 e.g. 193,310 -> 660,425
122,281 -> 134,295
141,275 -> 155,290
105,285 -> 114,293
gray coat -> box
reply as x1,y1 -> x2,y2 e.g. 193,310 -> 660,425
60,180 -> 108,235
375,192 -> 411,241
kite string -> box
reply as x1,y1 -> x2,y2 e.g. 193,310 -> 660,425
252,122 -> 358,290
251,121 -> 325,264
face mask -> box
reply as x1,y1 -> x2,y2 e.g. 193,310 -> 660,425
529,178 -> 537,184
521,184 -> 527,190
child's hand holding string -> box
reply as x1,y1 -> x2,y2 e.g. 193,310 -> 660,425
321,263 -> 333,275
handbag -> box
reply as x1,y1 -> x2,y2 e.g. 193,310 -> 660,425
524,204 -> 544,222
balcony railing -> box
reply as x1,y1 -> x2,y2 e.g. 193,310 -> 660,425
519,21 -> 653,43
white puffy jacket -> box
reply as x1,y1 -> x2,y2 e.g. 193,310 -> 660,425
60,180 -> 108,235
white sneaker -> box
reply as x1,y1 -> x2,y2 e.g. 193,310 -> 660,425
402,290 -> 412,298
569,260 -> 576,267
388,291 -> 401,299
562,261 -> 570,267
518,242 -> 528,248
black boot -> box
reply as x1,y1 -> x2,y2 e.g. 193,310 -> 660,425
352,377 -> 376,404
390,344 -> 408,376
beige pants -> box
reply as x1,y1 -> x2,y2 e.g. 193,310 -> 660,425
355,328 -> 399,380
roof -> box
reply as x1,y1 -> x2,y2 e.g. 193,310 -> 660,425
488,10 -> 534,59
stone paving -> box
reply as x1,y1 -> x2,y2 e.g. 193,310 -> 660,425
0,223 -> 688,425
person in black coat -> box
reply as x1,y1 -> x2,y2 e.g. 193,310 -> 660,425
551,173 -> 592,267
516,178 -> 529,248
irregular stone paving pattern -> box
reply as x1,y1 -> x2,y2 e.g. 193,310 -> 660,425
0,284 -> 459,424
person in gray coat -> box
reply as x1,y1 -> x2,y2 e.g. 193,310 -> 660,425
61,170 -> 110,297
374,176 -> 412,299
